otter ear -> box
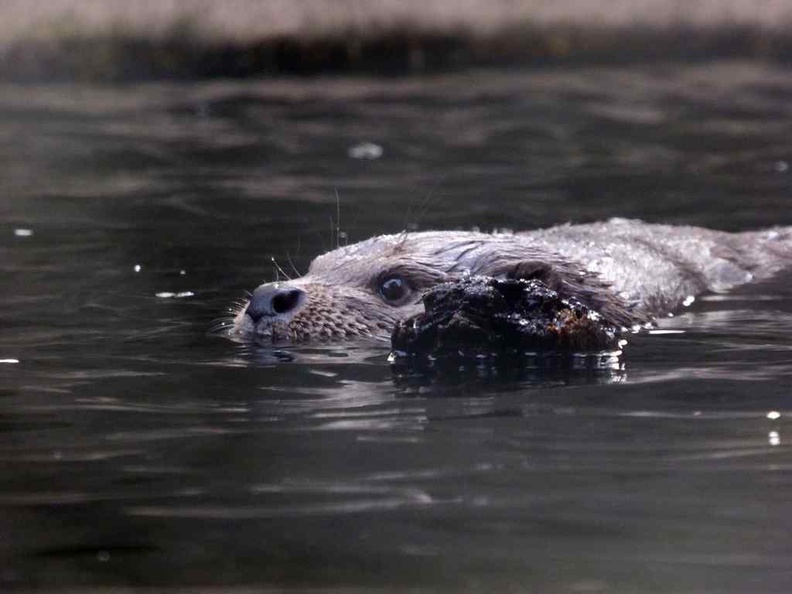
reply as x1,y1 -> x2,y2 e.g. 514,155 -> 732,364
502,260 -> 564,292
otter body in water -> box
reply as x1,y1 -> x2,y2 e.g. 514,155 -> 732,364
232,218 -> 792,343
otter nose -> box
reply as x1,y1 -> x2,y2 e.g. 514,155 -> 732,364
245,283 -> 306,322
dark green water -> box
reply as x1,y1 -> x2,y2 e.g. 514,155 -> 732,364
2,62 -> 792,592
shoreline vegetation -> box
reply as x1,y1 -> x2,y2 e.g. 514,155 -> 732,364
3,0 -> 792,81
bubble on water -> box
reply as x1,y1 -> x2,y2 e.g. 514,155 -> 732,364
134,264 -> 142,272
14,228 -> 33,237
769,431 -> 781,446
767,411 -> 781,420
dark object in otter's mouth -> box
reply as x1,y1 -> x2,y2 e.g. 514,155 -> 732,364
390,276 -> 621,360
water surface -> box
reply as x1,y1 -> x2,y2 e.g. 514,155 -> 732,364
2,61 -> 792,592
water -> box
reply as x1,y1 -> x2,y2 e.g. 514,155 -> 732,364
2,61 -> 792,592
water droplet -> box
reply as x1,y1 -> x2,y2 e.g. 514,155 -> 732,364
156,291 -> 195,299
134,264 -> 142,273
13,228 -> 33,237
767,411 -> 781,420
347,142 -> 383,160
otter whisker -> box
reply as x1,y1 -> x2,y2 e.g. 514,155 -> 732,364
230,297 -> 248,311
286,251 -> 302,278
286,233 -> 303,278
334,187 -> 341,249
403,173 -> 447,232
227,295 -> 250,319
327,188 -> 349,249
270,256 -> 292,281
209,316 -> 236,335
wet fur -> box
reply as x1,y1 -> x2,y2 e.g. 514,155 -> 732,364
233,219 -> 792,342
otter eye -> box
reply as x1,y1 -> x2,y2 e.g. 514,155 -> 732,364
379,276 -> 408,303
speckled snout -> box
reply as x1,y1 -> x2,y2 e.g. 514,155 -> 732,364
234,278 -> 406,343
245,283 -> 307,322
234,281 -> 308,342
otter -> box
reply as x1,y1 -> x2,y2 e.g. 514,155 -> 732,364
231,218 -> 792,343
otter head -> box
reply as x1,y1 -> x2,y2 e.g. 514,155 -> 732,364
232,231 -> 646,343
232,234 -> 454,343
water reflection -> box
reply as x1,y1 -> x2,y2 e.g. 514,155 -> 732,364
130,479 -> 434,520
390,350 -> 627,392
